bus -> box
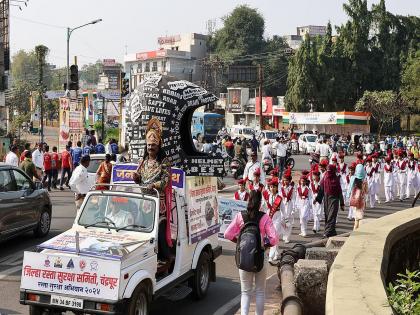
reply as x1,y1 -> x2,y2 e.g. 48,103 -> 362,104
191,112 -> 225,142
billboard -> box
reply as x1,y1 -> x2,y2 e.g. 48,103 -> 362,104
255,97 -> 273,116
227,89 -> 242,113
136,50 -> 166,61
59,97 -> 84,151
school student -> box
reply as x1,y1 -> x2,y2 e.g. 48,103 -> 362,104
295,175 -> 312,237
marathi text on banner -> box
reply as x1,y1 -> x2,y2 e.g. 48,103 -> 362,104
59,97 -> 84,152
20,251 -> 121,301
218,198 -> 247,238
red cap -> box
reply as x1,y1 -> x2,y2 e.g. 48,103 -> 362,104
366,156 -> 372,162
398,149 -> 404,157
312,171 -> 320,177
332,156 -> 337,162
269,177 -> 279,186
302,170 -> 310,176
311,163 -> 319,173
357,152 -> 363,159
320,159 -> 329,167
328,164 -> 337,173
349,162 -> 357,169
238,179 -> 246,185
270,166 -> 279,176
300,175 -> 307,181
338,152 -> 345,159
253,168 -> 261,176
373,152 -> 379,158
385,156 -> 391,163
283,168 -> 292,180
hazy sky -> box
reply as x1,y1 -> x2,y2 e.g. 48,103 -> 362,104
10,0 -> 419,67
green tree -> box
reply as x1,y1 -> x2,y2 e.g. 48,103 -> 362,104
79,60 -> 103,85
209,5 -> 265,60
355,90 -> 408,138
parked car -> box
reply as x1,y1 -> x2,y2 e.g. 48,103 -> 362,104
298,134 -> 318,154
230,125 -> 255,140
258,130 -> 278,145
0,163 -> 52,242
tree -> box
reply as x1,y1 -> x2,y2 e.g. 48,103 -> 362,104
79,60 -> 103,85
355,90 -> 408,137
209,5 -> 265,60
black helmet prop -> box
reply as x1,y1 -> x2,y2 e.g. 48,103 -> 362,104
127,74 -> 224,176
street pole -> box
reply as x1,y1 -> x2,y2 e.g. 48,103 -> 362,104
119,70 -> 123,145
101,96 -> 105,141
66,27 -> 70,91
258,64 -> 263,130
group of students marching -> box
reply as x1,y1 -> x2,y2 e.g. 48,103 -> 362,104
234,149 -> 419,264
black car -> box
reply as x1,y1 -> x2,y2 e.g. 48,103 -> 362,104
0,163 -> 52,242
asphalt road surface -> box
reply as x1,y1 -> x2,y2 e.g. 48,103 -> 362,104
0,154 -> 416,315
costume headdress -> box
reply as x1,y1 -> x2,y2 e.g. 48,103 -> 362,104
146,117 -> 162,145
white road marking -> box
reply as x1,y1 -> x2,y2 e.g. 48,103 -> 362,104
0,265 -> 22,280
0,253 -> 24,266
212,272 -> 278,315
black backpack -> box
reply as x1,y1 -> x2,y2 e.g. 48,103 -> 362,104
235,211 -> 265,272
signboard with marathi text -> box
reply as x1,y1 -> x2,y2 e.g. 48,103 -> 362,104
136,50 -> 166,61
186,176 -> 219,244
20,251 -> 121,301
217,198 -> 247,238
288,112 -> 337,125
59,97 -> 84,152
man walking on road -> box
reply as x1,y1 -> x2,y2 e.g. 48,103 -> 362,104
5,145 -> 19,167
243,150 -> 265,185
42,145 -> 52,192
59,145 -> 72,190
32,143 -> 44,179
71,141 -> 83,168
51,146 -> 59,189
20,151 -> 41,181
69,155 -> 91,210
316,139 -> 332,162
276,137 -> 288,179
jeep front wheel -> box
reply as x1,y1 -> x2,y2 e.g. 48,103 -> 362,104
127,283 -> 149,315
190,251 -> 210,300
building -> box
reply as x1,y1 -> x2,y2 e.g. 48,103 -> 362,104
283,25 -> 327,50
124,33 -> 208,90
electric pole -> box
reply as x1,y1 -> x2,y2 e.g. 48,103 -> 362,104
258,63 -> 263,130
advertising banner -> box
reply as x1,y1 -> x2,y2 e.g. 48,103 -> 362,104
59,97 -> 84,152
288,112 -> 337,125
227,89 -> 242,113
255,97 -> 273,116
111,163 -> 185,189
186,177 -> 219,244
21,251 -> 121,301
217,198 -> 247,238
37,230 -> 144,260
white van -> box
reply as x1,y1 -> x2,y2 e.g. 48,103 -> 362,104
230,125 -> 255,140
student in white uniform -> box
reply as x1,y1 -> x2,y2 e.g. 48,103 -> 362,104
364,156 -> 376,208
234,179 -> 250,201
311,171 -> 322,233
371,153 -> 382,203
383,156 -> 394,203
406,152 -> 419,199
295,175 -> 312,237
392,152 -> 400,198
279,169 -> 295,244
346,162 -> 356,219
337,152 -> 348,200
396,150 -> 408,201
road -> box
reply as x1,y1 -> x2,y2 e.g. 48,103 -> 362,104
0,154 -> 415,315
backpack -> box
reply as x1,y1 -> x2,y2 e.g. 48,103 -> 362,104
235,211 -> 265,272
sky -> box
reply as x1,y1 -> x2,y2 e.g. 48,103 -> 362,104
10,0 -> 419,68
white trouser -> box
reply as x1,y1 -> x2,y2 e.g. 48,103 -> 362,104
406,175 -> 419,198
313,212 -> 320,231
384,186 -> 392,202
300,218 -> 308,235
348,206 -> 355,219
398,174 -> 407,199
239,259 -> 267,315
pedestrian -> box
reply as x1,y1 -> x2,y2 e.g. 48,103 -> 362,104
96,153 -> 112,190
71,141 -> 83,168
42,145 -> 52,192
311,171 -> 322,233
234,179 -> 250,201
250,134 -> 259,153
395,150 -> 408,201
51,146 -> 59,189
319,159 -> 328,180
364,156 -> 376,208
316,139 -> 331,162
295,175 -> 312,237
337,152 -> 348,199
276,137 -> 288,179
20,150 -> 41,182
19,143 -> 31,163
243,150 -> 265,185
383,156 -> 394,202
346,162 -> 356,219
279,168 -> 295,243
69,155 -> 91,210
95,138 -> 106,154
406,152 -> 419,199
90,130 -> 97,146
347,164 -> 368,230
81,129 -> 90,147
371,153 -> 382,203
59,145 -> 72,190
105,139 -> 112,154
83,139 -> 95,156
5,145 -> 19,167
110,139 -> 119,154
314,164 -> 345,238
224,190 -> 278,315
248,168 -> 265,192
32,143 -> 44,180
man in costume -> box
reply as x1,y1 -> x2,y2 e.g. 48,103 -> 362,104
133,117 -> 172,263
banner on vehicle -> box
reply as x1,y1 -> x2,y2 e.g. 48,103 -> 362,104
111,163 -> 185,189
185,176 -> 219,244
21,251 -> 121,301
218,198 -> 247,238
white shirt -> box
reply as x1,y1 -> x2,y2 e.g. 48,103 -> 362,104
5,152 -> 18,167
262,144 -> 271,159
317,143 -> 331,157
365,143 -> 373,154
105,143 -> 112,154
276,143 -> 288,157
193,138 -> 199,150
243,160 -> 265,183
69,164 -> 90,194
32,149 -> 44,169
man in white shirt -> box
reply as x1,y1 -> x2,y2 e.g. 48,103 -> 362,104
316,139 -> 332,162
32,143 -> 44,178
365,140 -> 373,155
5,145 -> 19,167
69,155 -> 91,210
276,137 -> 289,178
243,150 -> 265,184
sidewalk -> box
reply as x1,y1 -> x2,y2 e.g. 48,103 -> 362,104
234,272 -> 282,315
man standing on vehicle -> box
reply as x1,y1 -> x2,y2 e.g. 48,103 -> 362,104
243,150 -> 265,185
316,139 -> 331,162
276,137 -> 288,179
32,142 -> 44,180
69,155 -> 91,210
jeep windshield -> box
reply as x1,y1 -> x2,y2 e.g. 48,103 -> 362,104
78,194 -> 156,232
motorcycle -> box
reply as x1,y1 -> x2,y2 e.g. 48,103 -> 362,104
230,158 -> 245,179
309,152 -> 320,166
263,156 -> 273,174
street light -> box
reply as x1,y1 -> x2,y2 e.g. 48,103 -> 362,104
66,19 -> 102,91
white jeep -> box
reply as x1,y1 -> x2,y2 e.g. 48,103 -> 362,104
19,175 -> 221,315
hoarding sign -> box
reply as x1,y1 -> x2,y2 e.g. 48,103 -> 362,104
21,251 -> 121,301
288,112 -> 337,125
158,35 -> 181,45
186,177 -> 219,244
227,89 -> 242,113
103,59 -> 116,67
255,97 -> 273,116
272,105 -> 285,116
136,50 -> 166,61
59,97 -> 84,152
